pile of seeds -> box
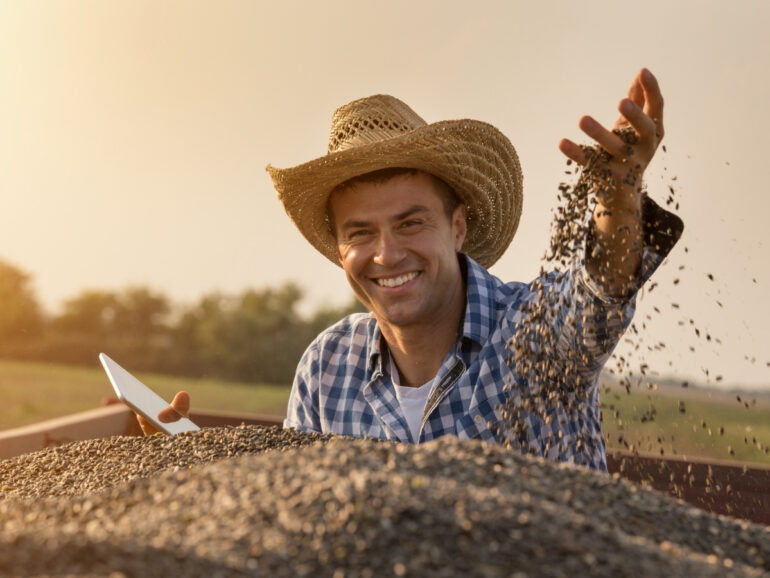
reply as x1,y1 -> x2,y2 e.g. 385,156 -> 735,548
1,429 -> 768,577
0,424 -> 332,500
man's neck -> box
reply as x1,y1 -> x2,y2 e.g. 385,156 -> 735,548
378,288 -> 466,388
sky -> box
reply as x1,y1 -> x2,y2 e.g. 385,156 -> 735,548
0,1 -> 768,388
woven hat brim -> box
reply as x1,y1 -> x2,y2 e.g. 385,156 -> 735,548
266,119 -> 523,269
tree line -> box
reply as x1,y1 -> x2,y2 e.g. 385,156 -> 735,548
0,258 -> 365,385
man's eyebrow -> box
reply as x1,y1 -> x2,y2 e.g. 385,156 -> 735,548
339,205 -> 430,231
393,205 -> 430,222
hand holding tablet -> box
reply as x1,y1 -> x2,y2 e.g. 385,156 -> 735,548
99,353 -> 199,435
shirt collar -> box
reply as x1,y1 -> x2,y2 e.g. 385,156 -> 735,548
460,254 -> 497,347
366,321 -> 385,377
365,253 -> 496,373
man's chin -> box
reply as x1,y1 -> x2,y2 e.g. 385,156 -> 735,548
372,304 -> 425,329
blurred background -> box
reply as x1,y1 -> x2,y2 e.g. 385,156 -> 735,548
0,1 -> 768,461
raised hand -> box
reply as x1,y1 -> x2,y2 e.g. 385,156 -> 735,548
558,68 -> 665,296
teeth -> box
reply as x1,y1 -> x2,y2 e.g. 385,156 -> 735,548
377,272 -> 418,288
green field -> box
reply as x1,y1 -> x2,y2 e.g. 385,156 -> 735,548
0,359 -> 290,429
2,359 -> 769,466
601,382 -> 770,466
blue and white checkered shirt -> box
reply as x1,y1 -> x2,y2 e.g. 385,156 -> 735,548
285,198 -> 683,470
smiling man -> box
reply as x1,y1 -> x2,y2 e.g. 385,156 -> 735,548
328,170 -> 468,389
144,69 -> 682,471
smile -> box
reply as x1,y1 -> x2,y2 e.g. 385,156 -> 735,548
375,271 -> 419,288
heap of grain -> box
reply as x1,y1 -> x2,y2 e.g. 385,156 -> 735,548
1,426 -> 769,577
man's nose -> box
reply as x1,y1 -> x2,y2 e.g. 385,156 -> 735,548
373,230 -> 406,266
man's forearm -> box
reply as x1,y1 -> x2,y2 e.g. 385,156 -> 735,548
587,199 -> 643,297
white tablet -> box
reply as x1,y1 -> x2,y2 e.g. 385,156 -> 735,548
99,353 -> 199,435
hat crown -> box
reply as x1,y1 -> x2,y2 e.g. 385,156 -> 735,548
328,94 -> 427,153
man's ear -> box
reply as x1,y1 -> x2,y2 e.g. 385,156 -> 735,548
452,204 -> 467,252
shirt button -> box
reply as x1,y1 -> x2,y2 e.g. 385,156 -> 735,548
474,415 -> 483,425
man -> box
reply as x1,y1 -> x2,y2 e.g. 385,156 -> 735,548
141,68 -> 682,471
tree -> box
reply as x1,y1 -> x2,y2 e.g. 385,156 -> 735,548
52,290 -> 120,337
0,259 -> 44,355
185,283 -> 307,383
167,283 -> 365,384
47,287 -> 172,368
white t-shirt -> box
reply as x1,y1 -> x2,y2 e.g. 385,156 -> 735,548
390,356 -> 432,442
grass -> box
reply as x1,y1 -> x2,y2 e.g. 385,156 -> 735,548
0,359 -> 290,430
2,359 -> 769,466
601,382 -> 770,466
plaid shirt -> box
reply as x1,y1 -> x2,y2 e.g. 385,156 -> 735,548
285,198 -> 683,470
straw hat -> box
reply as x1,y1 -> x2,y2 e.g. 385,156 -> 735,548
266,94 -> 523,269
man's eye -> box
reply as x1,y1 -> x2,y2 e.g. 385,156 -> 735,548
400,220 -> 421,229
347,230 -> 370,239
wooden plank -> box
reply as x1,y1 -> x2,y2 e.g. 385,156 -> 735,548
608,452 -> 770,526
0,404 -> 135,460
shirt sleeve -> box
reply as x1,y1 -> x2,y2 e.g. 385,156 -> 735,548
560,194 -> 684,376
509,195 -> 683,386
503,196 -> 683,469
283,341 -> 324,433
579,193 -> 685,304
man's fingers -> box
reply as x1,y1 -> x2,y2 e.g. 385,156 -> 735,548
618,98 -> 656,144
578,116 -> 627,157
135,391 -> 191,434
561,69 -> 664,166
613,70 -> 644,128
628,71 -> 646,108
640,68 -> 664,137
158,390 -> 191,423
171,391 -> 191,417
558,138 -> 586,165
136,414 -> 159,436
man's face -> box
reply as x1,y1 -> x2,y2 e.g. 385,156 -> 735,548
329,172 -> 467,330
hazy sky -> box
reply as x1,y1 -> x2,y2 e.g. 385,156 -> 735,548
0,1 -> 768,388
